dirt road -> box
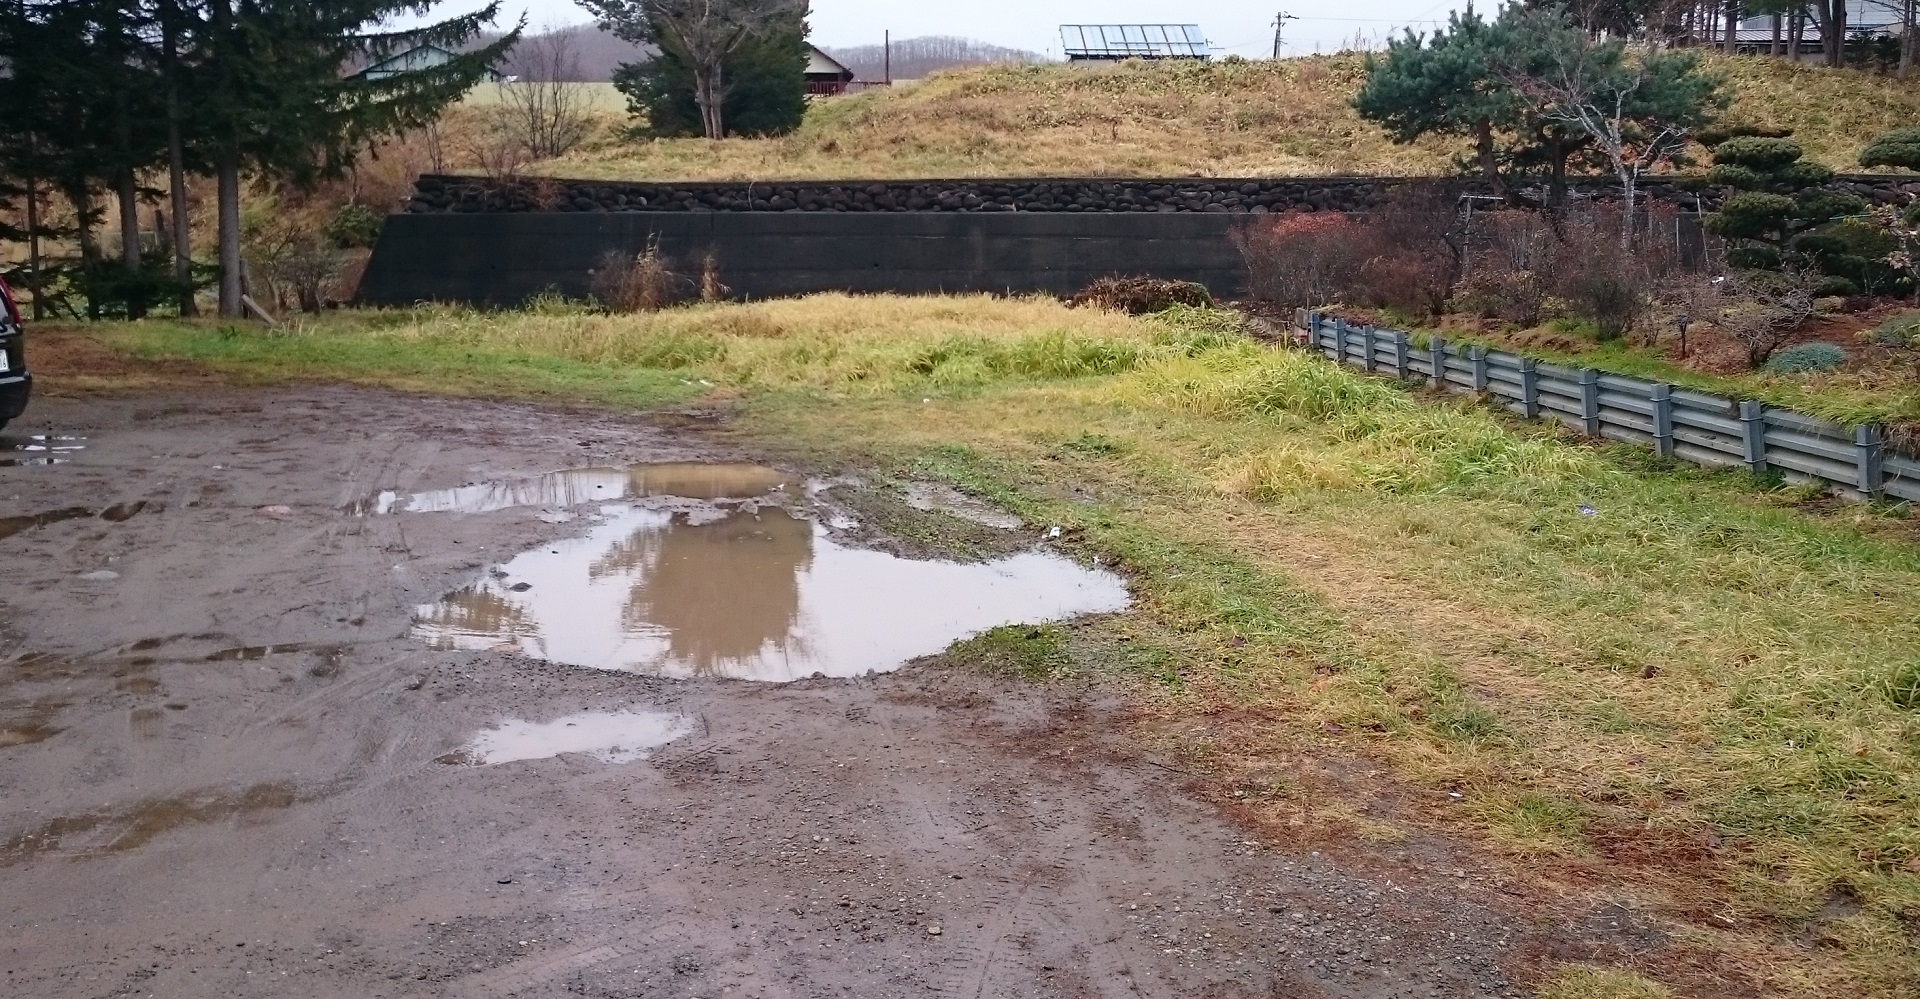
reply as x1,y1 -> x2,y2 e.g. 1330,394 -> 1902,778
1,388 -> 1605,998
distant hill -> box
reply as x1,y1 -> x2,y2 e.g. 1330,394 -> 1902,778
823,36 -> 1045,82
535,53 -> 1920,182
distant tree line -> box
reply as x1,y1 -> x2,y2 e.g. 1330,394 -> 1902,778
823,35 -> 1045,82
1543,0 -> 1919,74
0,0 -> 512,319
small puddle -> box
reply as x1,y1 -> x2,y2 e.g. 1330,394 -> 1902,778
414,502 -> 1129,682
0,507 -> 93,541
0,501 -> 156,542
348,463 -> 799,516
3,435 -> 85,467
450,709 -> 697,766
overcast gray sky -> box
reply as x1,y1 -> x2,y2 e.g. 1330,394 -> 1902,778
426,1 -> 1464,59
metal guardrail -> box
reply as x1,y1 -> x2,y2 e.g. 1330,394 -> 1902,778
1299,311 -> 1914,501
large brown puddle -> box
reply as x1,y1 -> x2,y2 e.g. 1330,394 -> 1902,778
408,469 -> 1129,682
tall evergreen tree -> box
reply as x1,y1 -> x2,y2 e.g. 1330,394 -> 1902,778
198,1 -> 516,315
611,15 -> 806,138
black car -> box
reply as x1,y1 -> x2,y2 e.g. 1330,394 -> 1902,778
0,275 -> 29,431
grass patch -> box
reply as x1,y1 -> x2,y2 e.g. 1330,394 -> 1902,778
80,295 -> 1920,996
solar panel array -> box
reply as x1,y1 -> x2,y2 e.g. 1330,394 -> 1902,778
1060,25 -> 1210,61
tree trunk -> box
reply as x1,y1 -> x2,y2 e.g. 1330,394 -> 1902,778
117,168 -> 146,320
1474,117 -> 1511,204
68,183 -> 101,320
217,153 -> 242,318
1725,0 -> 1740,53
1902,0 -> 1917,79
1772,12 -> 1782,55
163,4 -> 197,317
24,171 -> 42,321
1824,0 -> 1846,66
168,128 -> 196,317
692,63 -> 725,139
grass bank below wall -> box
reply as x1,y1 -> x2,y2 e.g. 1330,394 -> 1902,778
61,294 -> 1920,998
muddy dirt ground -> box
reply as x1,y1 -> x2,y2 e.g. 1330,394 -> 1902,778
0,388 -> 1649,998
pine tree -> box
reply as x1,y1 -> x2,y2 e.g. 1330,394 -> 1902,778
612,16 -> 807,138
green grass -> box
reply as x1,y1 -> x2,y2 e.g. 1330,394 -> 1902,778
74,296 -> 1920,997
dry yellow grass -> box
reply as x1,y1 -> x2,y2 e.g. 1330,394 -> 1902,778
520,53 -> 1920,181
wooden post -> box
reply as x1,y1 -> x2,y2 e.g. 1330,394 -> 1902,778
1579,369 -> 1602,437
1739,400 -> 1767,474
1857,424 -> 1886,497
1519,358 -> 1540,419
1651,384 -> 1675,459
1471,347 -> 1490,393
1430,336 -> 1449,389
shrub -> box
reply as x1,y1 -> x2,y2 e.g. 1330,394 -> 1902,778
1347,187 -> 1467,318
1458,211 -> 1561,325
590,240 -> 688,313
325,203 -> 384,249
1069,276 -> 1213,314
1231,212 -> 1362,309
1871,311 -> 1920,347
1763,341 -> 1846,374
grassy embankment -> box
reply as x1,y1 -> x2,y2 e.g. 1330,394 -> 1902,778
54,295 -> 1920,999
526,54 -> 1920,181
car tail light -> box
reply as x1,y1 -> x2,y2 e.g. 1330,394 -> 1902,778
0,277 -> 19,328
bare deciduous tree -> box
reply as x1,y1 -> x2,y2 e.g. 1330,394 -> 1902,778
493,29 -> 594,160
1497,9 -> 1721,242
579,0 -> 808,139
1713,269 -> 1821,368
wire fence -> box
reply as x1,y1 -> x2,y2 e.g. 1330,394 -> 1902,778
1298,311 -> 1916,501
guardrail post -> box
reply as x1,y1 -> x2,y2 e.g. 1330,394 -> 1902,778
1857,424 -> 1885,498
1738,400 -> 1767,474
1471,347 -> 1490,393
1650,384 -> 1675,459
1333,316 -> 1349,365
1578,369 -> 1601,437
1430,336 -> 1449,389
1393,332 -> 1410,379
1519,358 -> 1540,419
1362,327 -> 1378,373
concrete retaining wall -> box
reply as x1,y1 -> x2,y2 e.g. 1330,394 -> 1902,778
357,211 -> 1247,307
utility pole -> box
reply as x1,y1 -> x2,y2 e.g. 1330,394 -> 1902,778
1272,11 -> 1297,59
884,30 -> 891,85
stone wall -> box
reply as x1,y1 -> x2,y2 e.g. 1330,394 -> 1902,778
404,173 -> 1920,216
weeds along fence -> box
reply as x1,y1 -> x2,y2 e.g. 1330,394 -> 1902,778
1297,311 -> 1918,501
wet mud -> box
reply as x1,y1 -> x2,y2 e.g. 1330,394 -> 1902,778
0,387 -> 1649,998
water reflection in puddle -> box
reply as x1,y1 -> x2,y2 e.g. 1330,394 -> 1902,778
414,505 -> 1129,682
2,434 -> 85,467
349,463 -> 798,516
457,709 -> 697,765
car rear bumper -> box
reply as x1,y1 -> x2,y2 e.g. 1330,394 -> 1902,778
0,373 -> 31,422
